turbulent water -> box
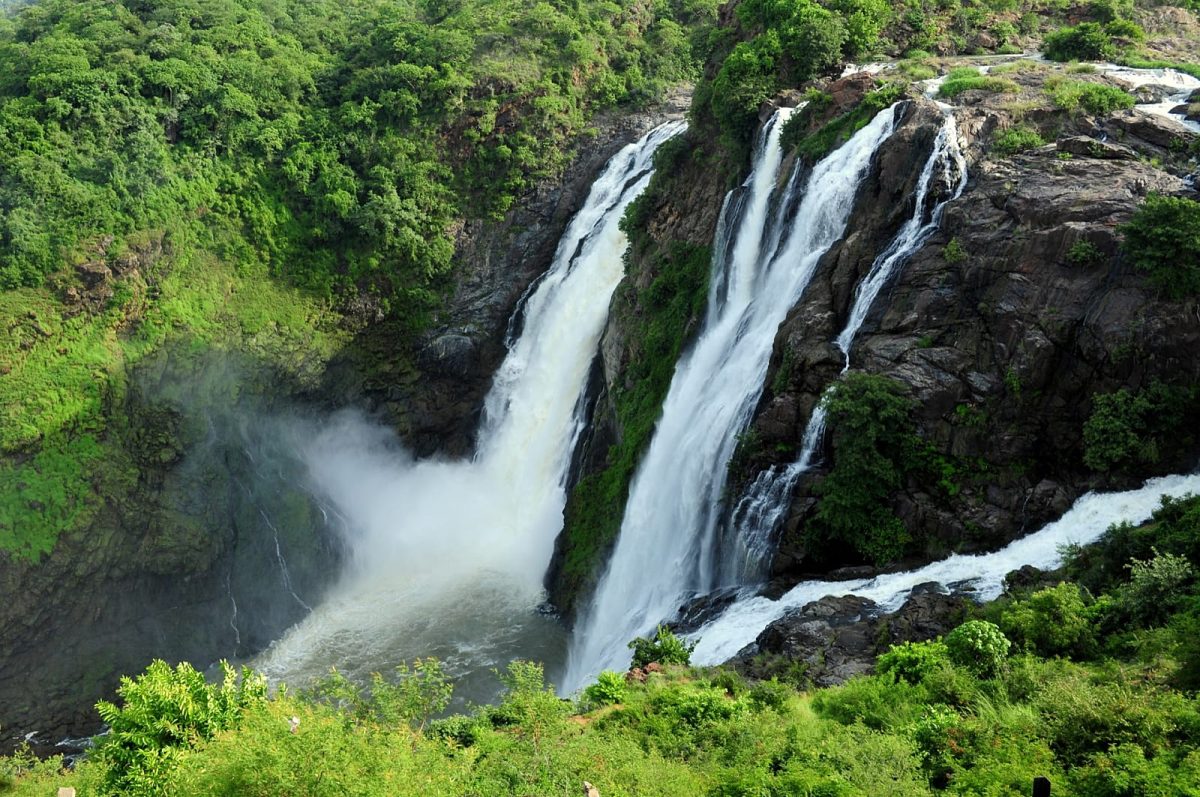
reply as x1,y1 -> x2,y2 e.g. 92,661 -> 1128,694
691,471 -> 1200,663
564,105 -> 906,690
252,121 -> 684,702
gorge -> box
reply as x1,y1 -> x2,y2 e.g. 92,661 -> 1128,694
3,2 -> 1200,791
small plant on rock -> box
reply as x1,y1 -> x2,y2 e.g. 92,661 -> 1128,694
583,670 -> 627,707
629,625 -> 696,668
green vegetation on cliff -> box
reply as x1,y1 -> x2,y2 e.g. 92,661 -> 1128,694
0,0 -> 717,559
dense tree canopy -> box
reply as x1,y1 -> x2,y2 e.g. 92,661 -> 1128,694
0,0 -> 715,315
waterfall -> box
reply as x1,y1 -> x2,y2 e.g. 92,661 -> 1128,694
251,121 -> 685,693
691,471 -> 1200,664
563,104 -> 903,690
726,112 -> 969,579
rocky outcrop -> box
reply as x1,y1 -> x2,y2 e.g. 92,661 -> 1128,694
733,588 -> 972,687
739,76 -> 1200,583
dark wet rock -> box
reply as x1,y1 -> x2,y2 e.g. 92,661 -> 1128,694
733,590 -> 971,687
672,587 -> 744,634
1132,84 -> 1179,104
1057,135 -> 1137,160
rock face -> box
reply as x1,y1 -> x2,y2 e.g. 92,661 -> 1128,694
739,84 -> 1200,584
733,589 -> 971,687
323,90 -> 692,457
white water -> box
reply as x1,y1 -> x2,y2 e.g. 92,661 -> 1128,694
1096,64 -> 1200,133
252,121 -> 685,695
692,471 -> 1200,663
727,112 -> 969,571
564,105 -> 904,690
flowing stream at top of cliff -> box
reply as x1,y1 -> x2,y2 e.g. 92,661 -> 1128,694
252,121 -> 684,703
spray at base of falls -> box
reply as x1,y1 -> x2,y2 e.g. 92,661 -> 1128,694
564,104 -> 906,691
728,111 -> 970,579
691,470 -> 1200,664
251,121 -> 685,697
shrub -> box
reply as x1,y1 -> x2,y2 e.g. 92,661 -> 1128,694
945,620 -> 1011,677
938,70 -> 1020,98
629,625 -> 696,668
1120,194 -> 1200,299
1043,23 -> 1117,61
810,373 -> 923,565
877,639 -> 951,684
1116,550 -> 1195,627
583,670 -> 628,707
943,237 -> 967,263
1067,239 -> 1103,266
994,125 -> 1047,155
1000,583 -> 1101,659
1046,79 -> 1135,114
748,678 -> 793,711
92,660 -> 267,796
1082,381 -> 1200,473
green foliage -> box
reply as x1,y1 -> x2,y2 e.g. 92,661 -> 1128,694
0,0 -> 708,304
782,81 -> 907,163
945,620 -> 1011,677
876,639 -> 950,684
809,373 -> 922,565
1116,549 -> 1195,627
937,68 -> 1019,99
1000,583 -> 1102,658
942,237 -> 967,263
1082,381 -> 1200,473
1045,78 -> 1135,114
993,124 -> 1047,155
558,241 -> 712,614
1067,239 -> 1104,266
1119,193 -> 1200,299
582,670 -> 627,708
710,34 -> 782,145
307,659 -> 452,733
1043,22 -> 1119,61
629,624 -> 696,668
92,659 -> 267,796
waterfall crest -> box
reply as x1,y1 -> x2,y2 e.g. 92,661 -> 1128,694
564,104 -> 902,689
251,121 -> 685,692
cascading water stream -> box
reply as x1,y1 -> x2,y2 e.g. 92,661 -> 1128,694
726,112 -> 969,578
564,104 -> 904,690
691,471 -> 1200,664
251,121 -> 684,697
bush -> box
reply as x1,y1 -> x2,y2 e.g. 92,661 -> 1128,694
994,125 -> 1047,155
1120,194 -> 1200,299
938,67 -> 1020,98
810,373 -> 923,565
1043,23 -> 1117,61
877,639 -> 951,684
1000,583 -> 1102,658
1067,239 -> 1104,266
92,660 -> 267,796
1115,550 -> 1195,627
629,625 -> 696,668
1046,79 -> 1135,114
583,670 -> 628,707
943,237 -> 967,263
945,621 -> 1011,677
1082,381 -> 1200,473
